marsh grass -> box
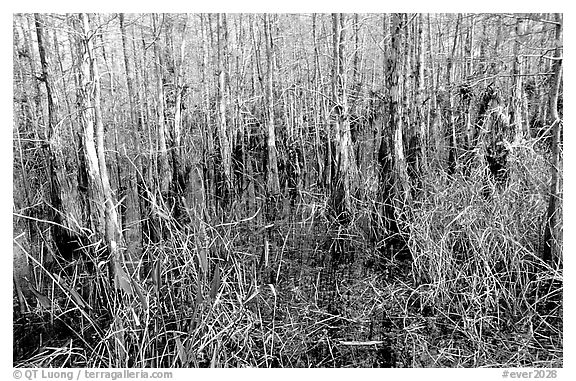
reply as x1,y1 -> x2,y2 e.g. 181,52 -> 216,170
13,140 -> 562,368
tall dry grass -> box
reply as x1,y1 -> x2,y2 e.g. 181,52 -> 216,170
14,140 -> 562,368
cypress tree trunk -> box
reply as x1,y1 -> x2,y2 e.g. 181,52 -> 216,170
415,13 -> 427,171
75,13 -> 124,283
217,13 -> 233,205
542,13 -> 563,266
152,14 -> 171,197
387,13 -> 411,207
35,14 -> 77,256
119,13 -> 143,277
264,14 -> 281,198
331,13 -> 356,221
511,17 -> 526,143
171,16 -> 188,194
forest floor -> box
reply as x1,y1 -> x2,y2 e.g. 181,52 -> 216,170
13,146 -> 562,368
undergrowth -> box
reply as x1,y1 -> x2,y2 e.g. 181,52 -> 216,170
13,140 -> 562,368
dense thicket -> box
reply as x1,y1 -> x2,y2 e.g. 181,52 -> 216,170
13,13 -> 562,368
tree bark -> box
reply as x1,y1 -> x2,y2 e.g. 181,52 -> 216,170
75,13 -> 123,283
217,13 -> 233,204
119,13 -> 143,278
264,14 -> 281,198
445,14 -> 460,173
152,14 -> 171,197
200,14 -> 216,216
34,14 -> 77,256
387,13 -> 411,206
171,15 -> 189,194
426,14 -> 441,165
415,14 -> 427,170
312,14 -> 325,189
511,17 -> 527,143
331,13 -> 356,221
542,13 -> 563,266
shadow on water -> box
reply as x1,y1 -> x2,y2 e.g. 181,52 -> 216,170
303,225 -> 406,368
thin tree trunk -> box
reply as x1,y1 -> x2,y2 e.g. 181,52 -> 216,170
172,15 -> 189,193
97,21 -> 125,236
152,14 -> 171,197
119,13 -> 143,278
511,17 -> 527,143
331,13 -> 357,221
74,14 -> 106,242
427,14 -> 441,164
542,13 -> 563,265
445,14 -> 460,173
76,13 -> 123,283
217,13 -> 233,204
23,15 -> 45,135
200,13 -> 216,216
35,14 -> 76,254
464,15 -> 476,148
312,14 -> 324,188
264,14 -> 281,198
387,13 -> 411,206
415,13 -> 427,170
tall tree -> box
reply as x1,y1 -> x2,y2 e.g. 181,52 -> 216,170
445,14 -> 461,173
119,13 -> 143,277
511,16 -> 528,142
415,13 -> 427,171
542,13 -> 563,265
426,14 -> 442,165
171,14 -> 189,193
387,13 -> 410,206
152,14 -> 171,196
200,13 -> 216,215
34,14 -> 77,256
331,13 -> 356,220
217,13 -> 233,204
264,14 -> 281,198
312,14 -> 326,189
75,13 -> 124,284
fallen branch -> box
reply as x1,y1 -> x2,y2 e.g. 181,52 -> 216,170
338,341 -> 385,346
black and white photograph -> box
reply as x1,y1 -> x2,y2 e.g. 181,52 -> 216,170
12,10 -> 563,370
